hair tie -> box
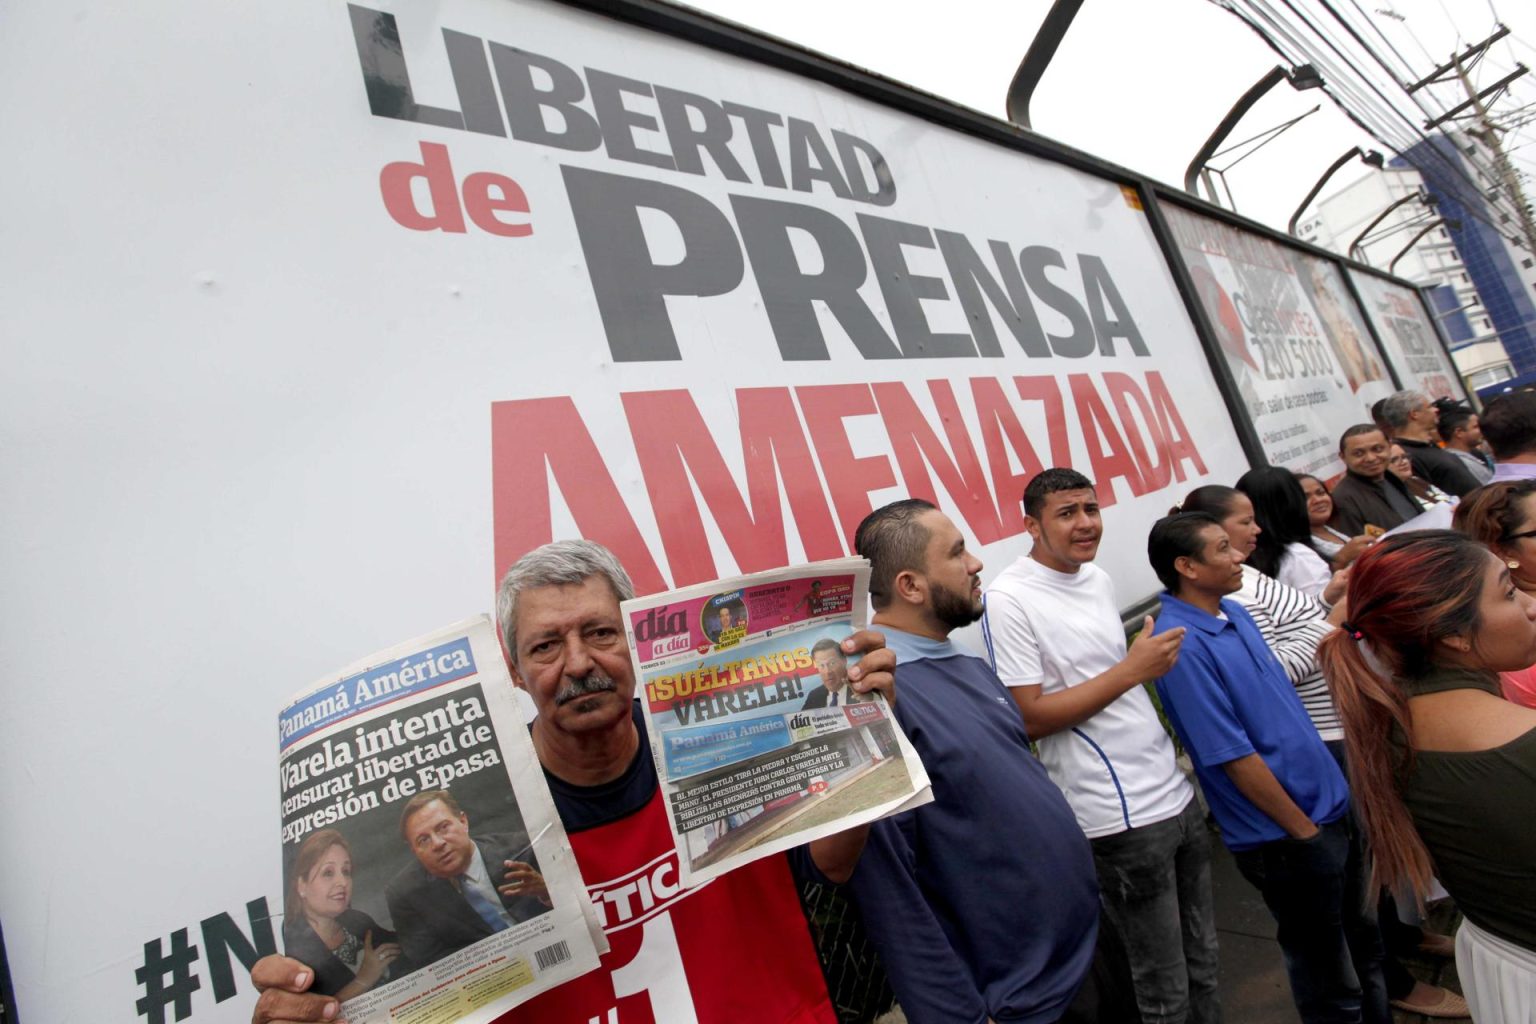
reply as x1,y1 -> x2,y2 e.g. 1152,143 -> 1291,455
1340,621 -> 1363,642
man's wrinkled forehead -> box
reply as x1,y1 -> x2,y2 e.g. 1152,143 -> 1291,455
514,576 -> 623,638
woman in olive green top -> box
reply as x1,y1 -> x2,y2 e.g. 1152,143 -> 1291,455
1317,531 -> 1536,1022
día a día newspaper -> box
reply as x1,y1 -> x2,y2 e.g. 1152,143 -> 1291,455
276,616 -> 605,1024
621,558 -> 933,886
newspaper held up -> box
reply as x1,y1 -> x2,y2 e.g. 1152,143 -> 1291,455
622,558 -> 933,886
276,616 -> 604,1024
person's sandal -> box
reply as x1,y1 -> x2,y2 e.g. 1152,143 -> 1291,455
1390,985 -> 1469,1019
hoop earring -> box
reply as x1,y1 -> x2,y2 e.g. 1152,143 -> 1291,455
1511,560 -> 1522,570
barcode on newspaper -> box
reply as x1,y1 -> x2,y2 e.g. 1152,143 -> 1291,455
534,941 -> 570,971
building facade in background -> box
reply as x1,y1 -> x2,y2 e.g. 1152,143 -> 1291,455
1299,131 -> 1536,393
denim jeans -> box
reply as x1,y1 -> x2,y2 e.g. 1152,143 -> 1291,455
1090,799 -> 1222,1024
1231,815 -> 1390,1024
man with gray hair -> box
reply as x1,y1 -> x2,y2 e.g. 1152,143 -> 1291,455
251,539 -> 897,1024
1380,390 -> 1480,497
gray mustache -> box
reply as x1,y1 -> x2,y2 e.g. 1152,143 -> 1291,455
554,673 -> 618,706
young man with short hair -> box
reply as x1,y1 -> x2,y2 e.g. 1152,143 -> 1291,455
984,468 -> 1220,1024
1147,513 -> 1388,1024
1435,401 -> 1494,484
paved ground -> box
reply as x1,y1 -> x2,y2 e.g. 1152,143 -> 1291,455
1208,828 -> 1466,1024
875,823 -> 1467,1024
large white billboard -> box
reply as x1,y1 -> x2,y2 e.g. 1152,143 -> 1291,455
0,0 -> 1249,1020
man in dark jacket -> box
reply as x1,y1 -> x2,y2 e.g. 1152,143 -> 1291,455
1329,424 -> 1423,534
1380,391 -> 1480,497
385,790 -> 551,970
1436,400 -> 1494,483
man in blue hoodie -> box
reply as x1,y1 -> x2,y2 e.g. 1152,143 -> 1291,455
839,498 -> 1103,1024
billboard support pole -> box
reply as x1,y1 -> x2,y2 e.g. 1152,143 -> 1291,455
1004,0 -> 1085,129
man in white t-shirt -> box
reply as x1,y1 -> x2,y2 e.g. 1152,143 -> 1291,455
982,468 -> 1222,1024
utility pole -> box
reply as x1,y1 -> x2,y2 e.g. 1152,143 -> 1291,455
1449,38 -> 1536,255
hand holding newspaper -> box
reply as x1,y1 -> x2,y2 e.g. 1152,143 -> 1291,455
275,617 -> 604,1024
620,557 -> 933,886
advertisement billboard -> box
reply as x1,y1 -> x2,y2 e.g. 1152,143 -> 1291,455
1164,204 -> 1397,478
1349,269 -> 1470,403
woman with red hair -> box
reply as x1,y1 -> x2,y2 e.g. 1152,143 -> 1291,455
1319,531 -> 1536,1020
1453,480 -> 1536,708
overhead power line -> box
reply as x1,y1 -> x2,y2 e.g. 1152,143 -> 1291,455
1210,0 -> 1535,254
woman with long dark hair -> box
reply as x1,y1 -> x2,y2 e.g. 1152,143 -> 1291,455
1297,474 -> 1372,569
1236,467 -> 1337,600
1319,531 -> 1536,1020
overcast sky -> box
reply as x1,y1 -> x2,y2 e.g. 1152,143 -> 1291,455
679,0 -> 1536,239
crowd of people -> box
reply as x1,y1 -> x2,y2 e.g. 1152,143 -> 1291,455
249,389 -> 1536,1024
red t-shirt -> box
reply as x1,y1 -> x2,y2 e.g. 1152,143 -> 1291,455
1502,665 -> 1536,709
499,769 -> 835,1023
